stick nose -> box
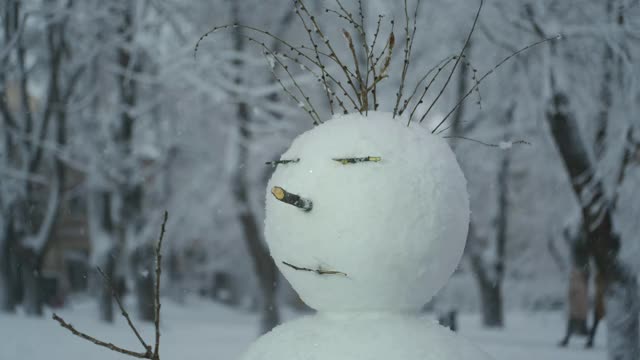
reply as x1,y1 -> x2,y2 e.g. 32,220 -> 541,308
271,186 -> 313,212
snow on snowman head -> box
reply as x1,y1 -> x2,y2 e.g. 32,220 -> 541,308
195,0 -> 544,313
266,112 -> 469,312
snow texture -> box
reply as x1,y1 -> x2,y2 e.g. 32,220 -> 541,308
0,299 -> 609,360
265,112 -> 470,312
241,313 -> 493,360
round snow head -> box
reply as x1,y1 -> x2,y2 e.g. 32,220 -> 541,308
265,112 -> 469,312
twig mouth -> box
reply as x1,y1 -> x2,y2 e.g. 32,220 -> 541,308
282,261 -> 348,277
333,156 -> 381,164
271,186 -> 313,212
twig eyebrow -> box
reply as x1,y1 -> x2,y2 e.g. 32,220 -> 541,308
282,261 -> 348,277
266,158 -> 300,167
333,156 -> 382,164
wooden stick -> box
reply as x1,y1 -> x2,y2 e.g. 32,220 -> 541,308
96,267 -> 152,356
271,186 -> 313,212
265,158 -> 300,167
443,135 -> 531,148
333,156 -> 381,164
432,34 -> 560,133
282,261 -> 348,277
417,0 -> 484,125
153,211 -> 168,360
52,314 -> 149,359
53,212 -> 170,360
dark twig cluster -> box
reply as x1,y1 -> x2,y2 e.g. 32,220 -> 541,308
194,0 -> 557,138
53,211 -> 169,360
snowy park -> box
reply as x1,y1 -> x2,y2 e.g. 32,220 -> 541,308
2,0 -> 640,359
0,298 -> 608,360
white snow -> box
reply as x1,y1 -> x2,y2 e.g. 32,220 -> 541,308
0,299 -> 609,360
265,112 -> 470,312
242,313 -> 492,360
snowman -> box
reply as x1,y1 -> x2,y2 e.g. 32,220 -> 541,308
241,111 -> 494,360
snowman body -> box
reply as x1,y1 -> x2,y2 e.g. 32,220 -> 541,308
242,112 -> 492,359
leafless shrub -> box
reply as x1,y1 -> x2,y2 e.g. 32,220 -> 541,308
194,0 -> 558,136
53,211 -> 168,360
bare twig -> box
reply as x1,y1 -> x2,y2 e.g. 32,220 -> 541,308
417,0 -> 484,125
266,158 -> 300,167
342,29 -> 365,110
52,314 -> 150,359
198,24 -> 360,112
297,4 -> 336,115
194,0 -> 524,125
282,261 -> 348,277
333,156 -> 381,164
258,43 -> 322,124
195,0 -> 402,117
443,135 -> 531,148
432,34 -> 560,133
356,0 -> 371,113
97,267 -> 152,356
368,15 -> 385,109
53,212 -> 169,360
153,211 -> 168,360
296,0 -> 363,112
393,0 -> 422,118
406,56 -> 457,121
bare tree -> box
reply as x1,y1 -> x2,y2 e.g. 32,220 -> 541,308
54,211 -> 168,360
0,0 -> 82,315
228,0 -> 282,334
525,2 -> 640,357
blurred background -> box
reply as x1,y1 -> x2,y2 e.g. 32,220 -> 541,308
1,0 -> 639,359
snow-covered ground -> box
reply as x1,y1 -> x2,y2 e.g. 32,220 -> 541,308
0,297 -> 606,360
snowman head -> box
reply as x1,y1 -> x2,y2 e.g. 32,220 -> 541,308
265,112 -> 470,312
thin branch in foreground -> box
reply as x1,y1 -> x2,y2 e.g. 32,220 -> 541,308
393,0 -> 422,118
198,23 -> 360,112
443,135 -> 531,149
96,267 -> 152,356
296,0 -> 363,112
153,210 -> 168,360
53,212 -> 169,360
431,34 -> 561,133
417,0 -> 483,125
406,55 -> 457,121
260,48 -> 322,125
51,314 -> 150,359
401,54 -> 455,115
298,3 -> 336,115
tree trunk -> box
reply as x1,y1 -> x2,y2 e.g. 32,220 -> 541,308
546,91 -> 639,360
113,2 -> 150,322
98,191 -> 117,323
231,2 -> 280,334
480,280 -> 503,327
469,250 -> 504,328
1,219 -> 18,312
453,43 -> 504,328
606,266 -> 639,360
467,104 -> 513,329
20,248 -> 42,316
133,244 -> 155,322
99,248 -> 116,323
